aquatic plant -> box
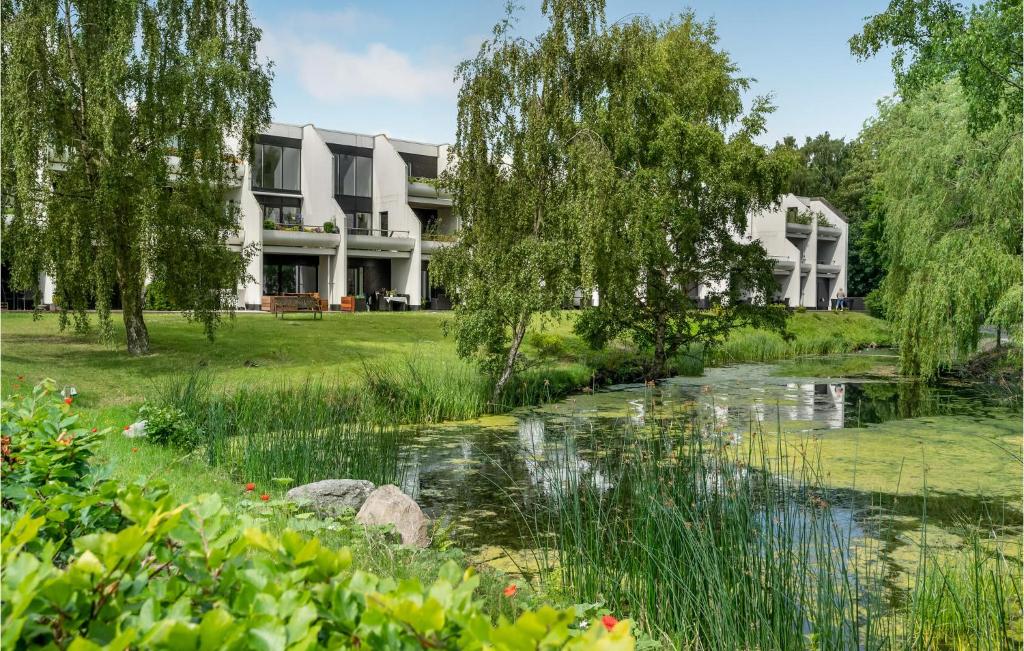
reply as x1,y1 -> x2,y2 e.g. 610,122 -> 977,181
532,411 -> 1022,648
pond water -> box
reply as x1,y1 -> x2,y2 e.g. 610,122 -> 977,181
398,355 -> 1022,573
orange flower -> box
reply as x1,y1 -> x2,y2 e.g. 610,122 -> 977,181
57,432 -> 74,446
64,397 -> 73,405
260,493 -> 270,501
601,615 -> 618,632
503,584 -> 517,598
124,425 -> 131,431
91,427 -> 98,433
131,447 -> 138,453
245,482 -> 256,492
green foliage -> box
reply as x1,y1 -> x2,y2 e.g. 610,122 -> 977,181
1,382 -> 637,650
433,1 -> 605,399
775,132 -> 853,199
0,0 -> 272,354
538,415 -> 1021,648
571,13 -> 792,375
138,402 -> 202,448
871,82 -> 1022,377
1,379 -> 151,562
143,280 -> 176,311
850,0 -> 1022,133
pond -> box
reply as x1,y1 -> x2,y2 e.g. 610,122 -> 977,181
398,353 -> 1022,574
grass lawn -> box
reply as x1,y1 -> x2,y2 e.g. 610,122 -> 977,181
1,309 -> 890,411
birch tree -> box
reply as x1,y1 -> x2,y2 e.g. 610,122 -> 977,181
2,0 -> 272,354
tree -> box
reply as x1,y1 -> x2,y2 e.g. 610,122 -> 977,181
833,127 -> 888,299
850,0 -> 1022,132
870,82 -> 1021,377
2,0 -> 272,354
573,14 -> 791,376
776,132 -> 852,199
433,1 -> 604,399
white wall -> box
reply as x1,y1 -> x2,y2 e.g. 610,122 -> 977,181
374,135 -> 421,305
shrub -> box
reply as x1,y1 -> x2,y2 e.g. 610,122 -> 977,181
323,220 -> 337,234
0,382 -> 636,650
0,379 -> 152,561
263,218 -> 276,230
527,331 -> 570,360
139,402 -> 202,447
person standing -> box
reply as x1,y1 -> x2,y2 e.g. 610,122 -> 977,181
836,288 -> 847,311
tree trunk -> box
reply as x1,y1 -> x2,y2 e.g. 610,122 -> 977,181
652,315 -> 667,380
492,313 -> 529,404
121,285 -> 150,355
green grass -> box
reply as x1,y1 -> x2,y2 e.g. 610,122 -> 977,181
707,310 -> 891,365
0,309 -> 888,409
770,351 -> 900,377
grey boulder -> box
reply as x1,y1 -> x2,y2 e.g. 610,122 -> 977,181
356,484 -> 431,548
286,479 -> 375,515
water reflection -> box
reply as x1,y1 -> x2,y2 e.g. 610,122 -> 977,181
400,362 -> 1020,551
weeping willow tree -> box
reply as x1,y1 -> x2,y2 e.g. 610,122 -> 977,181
871,82 -> 1021,377
433,0 -> 604,399
1,0 -> 272,354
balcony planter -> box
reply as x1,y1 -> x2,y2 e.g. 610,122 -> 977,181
422,238 -> 456,255
786,223 -> 811,237
347,233 -> 415,252
817,226 -> 841,240
263,229 -> 341,248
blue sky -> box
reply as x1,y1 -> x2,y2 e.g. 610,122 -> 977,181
251,0 -> 895,146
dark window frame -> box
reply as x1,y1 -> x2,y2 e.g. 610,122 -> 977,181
252,136 -> 302,193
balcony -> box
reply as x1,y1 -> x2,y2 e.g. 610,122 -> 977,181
262,217 -> 341,251
816,263 -> 841,276
769,255 -> 795,272
347,227 -> 415,255
407,178 -> 451,208
816,225 -> 841,240
785,222 -> 811,238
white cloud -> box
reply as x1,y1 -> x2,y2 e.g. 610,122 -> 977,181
258,9 -> 457,104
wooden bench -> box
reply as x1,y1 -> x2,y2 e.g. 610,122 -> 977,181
269,294 -> 323,319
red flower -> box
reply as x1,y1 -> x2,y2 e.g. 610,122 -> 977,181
601,615 -> 619,632
503,584 -> 517,598
64,397 -> 73,405
91,428 -> 98,433
245,482 -> 256,492
260,493 -> 270,501
124,425 -> 131,431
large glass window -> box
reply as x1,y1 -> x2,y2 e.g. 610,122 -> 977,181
263,256 -> 318,295
252,142 -> 300,191
346,212 -> 372,234
258,197 -> 302,226
334,153 -> 372,198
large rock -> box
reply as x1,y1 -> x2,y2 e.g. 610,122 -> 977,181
356,484 -> 431,548
286,479 -> 375,516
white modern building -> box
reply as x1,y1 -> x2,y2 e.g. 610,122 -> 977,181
13,137 -> 847,312
224,122 -> 458,311
699,194 -> 848,309
752,195 -> 849,309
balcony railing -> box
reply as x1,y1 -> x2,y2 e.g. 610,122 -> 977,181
346,227 -> 410,237
264,215 -> 340,235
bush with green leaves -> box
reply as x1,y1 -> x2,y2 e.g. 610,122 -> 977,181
139,402 -> 203,448
1,382 -> 637,649
1,380 -> 135,562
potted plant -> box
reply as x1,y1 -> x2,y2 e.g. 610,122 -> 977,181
263,219 -> 276,230
323,221 -> 337,234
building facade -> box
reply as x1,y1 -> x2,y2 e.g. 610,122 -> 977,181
224,122 -> 457,311
699,194 -> 849,309
16,135 -> 847,312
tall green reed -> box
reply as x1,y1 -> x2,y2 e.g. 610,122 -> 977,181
534,410 -> 1021,649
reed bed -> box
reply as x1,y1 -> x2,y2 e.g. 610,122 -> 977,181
534,412 -> 1021,649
